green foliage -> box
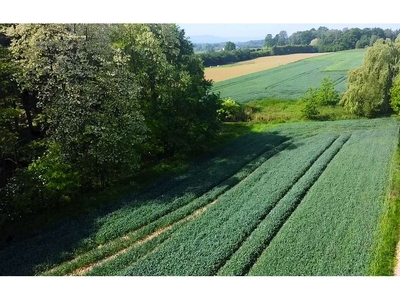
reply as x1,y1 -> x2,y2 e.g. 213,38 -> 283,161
390,74 -> 400,114
5,24 -> 147,188
213,49 -> 366,103
111,24 -> 221,157
340,38 -> 400,116
217,98 -> 247,122
224,41 -> 236,51
316,76 -> 340,105
1,144 -> 80,212
199,48 -> 271,67
301,87 -> 320,119
270,45 -> 317,55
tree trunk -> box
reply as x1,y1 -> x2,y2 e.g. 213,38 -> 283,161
22,89 -> 34,133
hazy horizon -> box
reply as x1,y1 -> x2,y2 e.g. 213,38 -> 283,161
179,23 -> 400,42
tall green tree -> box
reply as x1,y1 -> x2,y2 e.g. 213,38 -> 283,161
224,41 -> 236,51
111,24 -> 221,158
5,24 -> 147,187
264,34 -> 274,47
340,38 -> 400,116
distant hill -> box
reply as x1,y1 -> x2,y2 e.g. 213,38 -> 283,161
189,35 -> 264,44
188,35 -> 228,44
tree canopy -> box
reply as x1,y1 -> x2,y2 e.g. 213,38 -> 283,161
0,24 -> 221,224
340,38 -> 400,116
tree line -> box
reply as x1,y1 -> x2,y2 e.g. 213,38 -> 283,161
0,24 -> 221,225
199,45 -> 318,67
196,26 -> 400,67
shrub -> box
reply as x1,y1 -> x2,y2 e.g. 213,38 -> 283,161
317,76 -> 340,106
217,98 -> 247,122
0,143 -> 81,224
301,88 -> 320,119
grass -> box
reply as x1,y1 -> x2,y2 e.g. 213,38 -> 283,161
1,118 -> 399,276
213,49 -> 366,103
121,134 -> 338,275
245,98 -> 358,123
369,133 -> 400,275
248,124 -> 399,275
217,134 -> 351,276
0,129 -> 288,275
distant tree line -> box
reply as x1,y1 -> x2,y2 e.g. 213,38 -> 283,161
199,45 -> 318,67
0,24 -> 222,225
265,26 -> 400,51
193,39 -> 264,52
195,26 -> 400,68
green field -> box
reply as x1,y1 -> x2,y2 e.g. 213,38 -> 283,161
0,118 -> 398,276
213,49 -> 366,103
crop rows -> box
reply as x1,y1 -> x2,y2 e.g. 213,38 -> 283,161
217,133 -> 351,275
0,132 -> 288,275
213,49 -> 365,103
115,134 -> 338,275
0,118 -> 397,276
249,126 -> 399,275
42,138 -> 292,276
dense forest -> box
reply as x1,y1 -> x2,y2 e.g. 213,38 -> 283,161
0,24 -> 221,225
197,26 -> 400,67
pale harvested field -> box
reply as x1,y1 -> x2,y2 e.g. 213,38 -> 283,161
205,53 -> 328,82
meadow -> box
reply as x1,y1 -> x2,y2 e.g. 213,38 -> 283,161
212,49 -> 366,103
0,118 -> 398,276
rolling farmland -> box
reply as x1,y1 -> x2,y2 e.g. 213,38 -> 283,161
204,53 -> 327,82
212,49 -> 366,103
0,118 -> 398,276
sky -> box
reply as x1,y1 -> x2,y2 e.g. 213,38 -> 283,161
178,23 -> 400,41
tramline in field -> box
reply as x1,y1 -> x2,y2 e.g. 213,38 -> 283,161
0,118 -> 397,276
212,49 -> 366,103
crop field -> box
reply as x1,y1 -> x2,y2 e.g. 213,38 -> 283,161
212,49 -> 366,103
204,53 -> 327,82
0,118 -> 398,276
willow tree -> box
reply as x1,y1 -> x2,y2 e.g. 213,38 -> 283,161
340,38 -> 400,116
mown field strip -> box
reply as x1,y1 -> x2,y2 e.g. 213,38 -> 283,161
248,126 -> 399,275
217,133 -> 351,276
42,139 -> 291,276
116,134 -> 338,275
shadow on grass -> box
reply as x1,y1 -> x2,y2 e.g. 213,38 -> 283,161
0,126 -> 298,276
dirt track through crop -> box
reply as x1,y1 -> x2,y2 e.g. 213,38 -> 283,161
70,199 -> 218,276
43,139 -> 290,276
